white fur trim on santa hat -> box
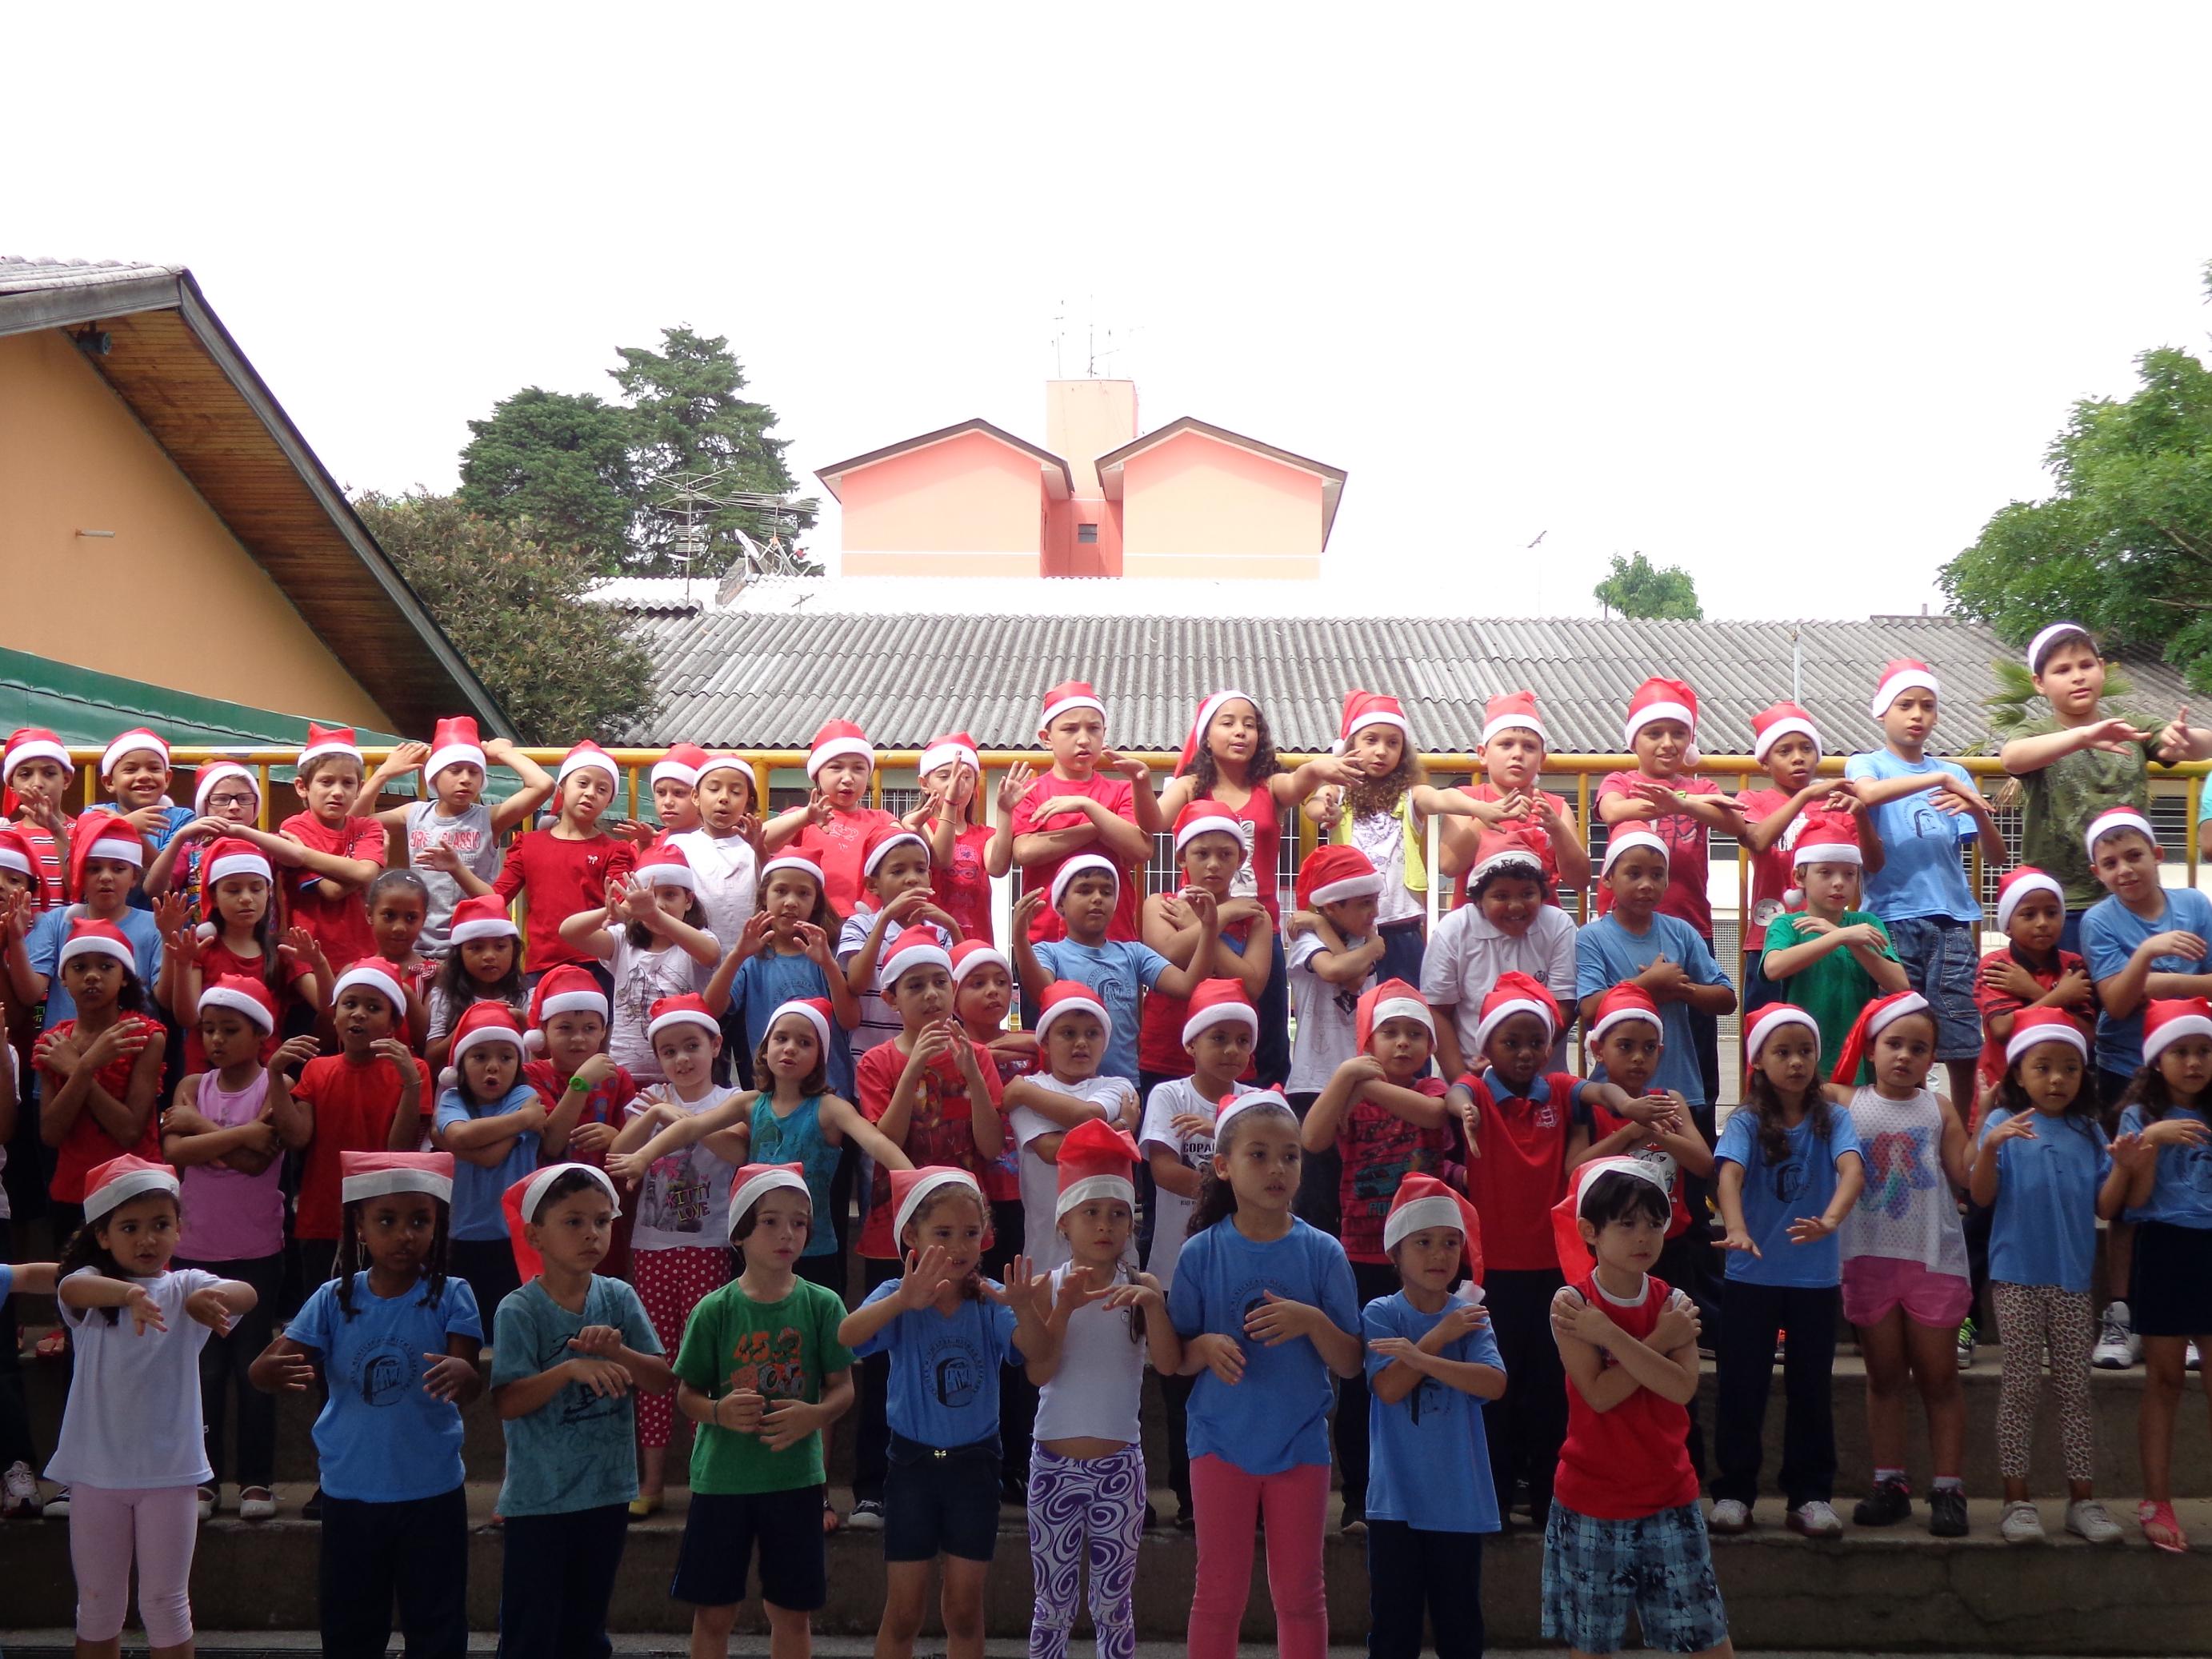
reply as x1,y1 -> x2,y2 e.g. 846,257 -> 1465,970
728,1167 -> 811,1234
518,1163 -> 620,1225
206,849 -> 273,888
1309,868 -> 1383,906
557,747 -> 619,784
1474,993 -> 1554,1052
1382,1194 -> 1466,1254
84,1165 -> 180,1222
427,741 -> 487,781
1480,710 -> 1545,747
100,731 -> 167,777
1575,1155 -> 1670,1216
1182,997 -> 1258,1048
58,931 -> 134,970
1368,994 -> 1434,1037
767,999 -> 833,1053
1868,666 -> 1941,721
893,1168 -> 982,1242
450,1020 -> 523,1067
919,738 -> 979,778
1212,1089 -> 1294,1143
2085,808 -> 2155,857
1055,1173 -> 1135,1220
882,940 -> 954,989
1036,988 -> 1111,1040
635,861 -> 698,892
760,854 -> 826,888
2027,622 -> 2094,674
1746,1004 -> 1820,1061
1600,830 -> 1669,874
1790,839 -> 1862,870
1751,714 -> 1820,763
331,964 -> 404,1010
950,945 -> 1010,987
1041,689 -> 1106,727
1622,701 -> 1696,748
449,909 -> 521,945
1995,870 -> 2064,933
1050,854 -> 1121,909
2006,1020 -> 2089,1067
863,831 -> 928,878
197,984 -> 275,1033
646,1003 -> 720,1044
1173,814 -> 1246,857
341,1166 -> 453,1205
83,832 -> 145,869
1471,843 -> 1543,883
0,844 -> 28,878
298,734 -> 363,768
2,735 -> 69,780
1590,1001 -> 1665,1048
193,764 -> 258,815
806,737 -> 875,780
2144,1007 -> 2212,1067
1867,992 -> 1930,1041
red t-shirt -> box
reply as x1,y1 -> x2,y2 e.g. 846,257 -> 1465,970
1206,781 -> 1283,919
1734,785 -> 1798,947
1135,918 -> 1262,1079
292,1051 -> 434,1241
1450,785 -> 1574,909
792,807 -> 900,922
1595,773 -> 1720,938
1580,1102 -> 1690,1238
1335,1077 -> 1457,1262
522,1057 -> 642,1274
1972,947 -> 2094,1122
39,1014 -> 164,1202
491,830 -> 635,972
280,811 -> 386,968
977,1044 -> 1032,1202
1554,1269 -> 1700,1520
1011,774 -> 1141,944
854,1035 -> 1006,1257
182,940 -> 310,1073
1458,1069 -> 1582,1271
930,822 -> 995,946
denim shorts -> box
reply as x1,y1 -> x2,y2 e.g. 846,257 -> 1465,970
1542,1499 -> 1730,1655
1882,916 -> 1982,1061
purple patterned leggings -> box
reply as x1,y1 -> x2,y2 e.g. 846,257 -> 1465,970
1026,1442 -> 1144,1659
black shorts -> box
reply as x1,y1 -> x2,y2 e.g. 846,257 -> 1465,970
883,1433 -> 1002,1563
670,1486 -> 826,1611
2131,1221 -> 2212,1337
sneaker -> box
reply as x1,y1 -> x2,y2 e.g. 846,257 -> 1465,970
195,1485 -> 218,1521
1787,1500 -> 1843,1538
1929,1486 -> 1969,1537
43,1487 -> 70,1521
1999,1500 -> 2044,1544
1708,1498 -> 1751,1533
1853,1477 -> 1911,1528
1956,1317 -> 1978,1369
2092,1301 -> 2139,1369
2190,1341 -> 2202,1373
2065,1499 -> 2123,1545
845,1498 -> 886,1532
2,1461 -> 40,1519
1173,1505 -> 1196,1533
301,1486 -> 323,1523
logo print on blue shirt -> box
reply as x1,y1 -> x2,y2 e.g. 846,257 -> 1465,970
930,1340 -> 980,1408
358,1340 -> 416,1407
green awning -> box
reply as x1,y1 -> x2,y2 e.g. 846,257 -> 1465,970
0,645 -> 406,751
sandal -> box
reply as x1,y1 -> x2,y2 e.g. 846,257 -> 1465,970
822,1497 -> 842,1535
34,1330 -> 66,1362
2138,1500 -> 2190,1555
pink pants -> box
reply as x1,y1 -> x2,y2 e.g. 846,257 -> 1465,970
1186,1454 -> 1330,1659
633,1245 -> 728,1449
68,1482 -> 198,1645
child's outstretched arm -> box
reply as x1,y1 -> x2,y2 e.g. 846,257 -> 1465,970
558,886 -> 622,961
2,1262 -> 58,1297
1009,892 -> 1052,999
818,1093 -> 914,1171
1300,1056 -> 1368,1153
602,1091 -> 754,1185
986,763 -> 1032,880
482,738 -> 558,834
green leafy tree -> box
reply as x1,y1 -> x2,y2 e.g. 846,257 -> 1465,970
1594,552 -> 1703,620
456,388 -> 638,564
356,490 -> 655,743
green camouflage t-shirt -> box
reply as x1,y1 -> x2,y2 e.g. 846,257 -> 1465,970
2011,714 -> 2154,910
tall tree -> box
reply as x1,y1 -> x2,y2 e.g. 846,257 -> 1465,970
456,387 -> 638,564
1594,552 -> 1703,620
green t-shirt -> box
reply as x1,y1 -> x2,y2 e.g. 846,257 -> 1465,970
2013,713 -> 2154,910
1762,909 -> 1897,1077
671,1276 -> 854,1495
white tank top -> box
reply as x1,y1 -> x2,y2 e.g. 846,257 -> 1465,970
1841,1085 -> 1967,1280
1031,1261 -> 1147,1443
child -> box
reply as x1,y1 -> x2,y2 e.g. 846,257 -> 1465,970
33,919 -> 167,1238
0,1027 -> 39,1517
1422,828 -> 1578,1080
429,1001 -> 540,1321
1362,1176 -> 1502,1659
424,892 -> 527,1071
1137,798 -> 1273,1093
1710,1004 -> 1866,1537
841,823 -> 962,1059
952,938 -> 1035,1261
492,1162 -> 672,1656
1545,1160 -> 1731,1659
142,760 -> 266,911
716,853 -> 861,1102
1282,845 -> 1386,1229
838,1168 -> 1056,1659
1166,1090 -> 1361,1659
1735,702 -> 1876,945
1830,991 -> 1974,1535
762,719 -> 902,920
48,1155 -> 256,1657
646,743 -> 710,844
1845,660 -> 2006,1113
1025,1121 -> 1181,1659
1004,981 -> 1142,1272
666,751 -> 762,960
1302,979 -> 1457,1535
274,724 -> 386,969
2106,997 -> 2212,1552
519,965 -> 638,1275
1759,816 -> 1908,1065
13,812 -> 164,1031
363,868 -> 438,1022
164,837 -> 317,1070
562,849 -> 723,1085
1438,689 -> 1591,905
1975,868 -> 2095,1117
3,725 -> 75,909
98,728 -> 198,899
673,1163 -> 856,1658
162,974 -> 310,1521
604,993 -> 749,1513
250,1150 -> 483,1659
916,731 -> 1010,947
491,742 -> 638,985
1970,1009 -> 2126,1545
1011,681 -> 1163,946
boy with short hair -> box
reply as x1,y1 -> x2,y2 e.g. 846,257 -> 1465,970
1438,690 -> 1590,905
1735,702 -> 1881,947
1009,681 -> 1163,945
839,826 -> 961,1060
274,726 -> 387,970
95,729 -> 196,912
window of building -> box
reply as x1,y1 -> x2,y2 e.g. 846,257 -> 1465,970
1077,522 -> 1098,544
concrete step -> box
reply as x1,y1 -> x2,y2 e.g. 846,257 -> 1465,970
2,1486 -> 2208,1651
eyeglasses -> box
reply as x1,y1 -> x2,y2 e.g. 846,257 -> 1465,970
206,793 -> 258,810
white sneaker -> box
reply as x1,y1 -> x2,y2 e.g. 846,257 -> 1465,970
2091,1301 -> 2140,1369
2066,1499 -> 2124,1545
2000,1501 -> 2046,1544
1708,1498 -> 1750,1533
2,1461 -> 40,1518
2190,1341 -> 2202,1373
1787,1500 -> 1844,1537
43,1487 -> 70,1520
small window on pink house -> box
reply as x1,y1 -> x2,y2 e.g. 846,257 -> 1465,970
1077,522 -> 1098,544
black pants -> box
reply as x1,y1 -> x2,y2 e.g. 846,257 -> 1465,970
1482,1267 -> 1567,1522
1160,1370 -> 1196,1512
1287,1090 -> 1342,1237
450,1237 -> 521,1329
851,1255 -> 903,1502
321,1485 -> 469,1659
178,1250 -> 282,1489
0,1219 -> 34,1473
794,1249 -> 846,1296
982,1197 -> 1036,1486
1334,1258 -> 1400,1519
1654,1233 -> 1707,1481
1962,1196 -> 1993,1339
1712,1279 -> 1839,1511
1254,932 -> 1291,1088
498,1503 -> 630,1659
1367,1521 -> 1483,1659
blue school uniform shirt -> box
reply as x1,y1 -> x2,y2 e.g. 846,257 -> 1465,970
1713,1105 -> 1865,1288
286,1271 -> 483,1502
1166,1215 -> 1359,1476
1574,913 -> 1728,1105
2081,889 -> 2212,1074
1842,750 -> 1980,923
490,1275 -> 662,1516
1361,1291 -> 1502,1533
433,1084 -> 543,1241
1032,937 -> 1170,1085
2117,1101 -> 2212,1229
850,1279 -> 1019,1449
1978,1108 -> 2111,1293
26,905 -> 163,1027
730,949 -> 854,1099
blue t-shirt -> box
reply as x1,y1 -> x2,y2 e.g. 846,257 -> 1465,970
1714,1104 -> 1866,1288
730,949 -> 853,1100
1032,937 -> 1170,1085
26,905 -> 164,1027
1361,1291 -> 1502,1533
121,806 -> 198,910
0,1264 -> 11,1298
433,1084 -> 543,1241
1979,1108 -> 2111,1293
850,1278 -> 1018,1449
286,1271 -> 483,1502
2117,1102 -> 2212,1229
1574,913 -> 1729,1105
490,1275 -> 662,1516
1166,1215 -> 1359,1476
2081,889 -> 2212,1074
1842,750 -> 1979,923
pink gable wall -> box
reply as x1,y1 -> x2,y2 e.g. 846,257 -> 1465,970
1118,429 -> 1325,578
838,430 -> 1046,575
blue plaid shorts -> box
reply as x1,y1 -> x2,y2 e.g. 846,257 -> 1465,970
1542,1498 -> 1730,1655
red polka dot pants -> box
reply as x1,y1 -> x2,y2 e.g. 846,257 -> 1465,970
632,1245 -> 729,1449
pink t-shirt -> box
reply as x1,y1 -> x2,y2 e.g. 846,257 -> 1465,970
1595,772 -> 1721,939
1734,784 -> 1797,945
175,1069 -> 285,1262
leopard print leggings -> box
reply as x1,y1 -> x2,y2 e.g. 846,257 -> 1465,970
1991,1281 -> 2096,1482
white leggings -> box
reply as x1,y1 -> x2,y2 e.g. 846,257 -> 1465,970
68,1481 -> 198,1645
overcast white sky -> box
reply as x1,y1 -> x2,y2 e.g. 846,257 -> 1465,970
14,4 -> 2212,619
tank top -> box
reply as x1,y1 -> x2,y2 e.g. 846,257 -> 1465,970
1217,781 -> 1282,917
404,801 -> 501,955
1841,1085 -> 1968,1280
176,1069 -> 285,1261
747,1093 -> 842,1259
1447,785 -> 1572,909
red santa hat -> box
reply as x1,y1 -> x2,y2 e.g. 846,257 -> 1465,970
197,972 -> 280,1040
58,917 -> 135,973
1211,1086 -> 1294,1145
949,939 -> 1010,988
340,1149 -> 454,1206
728,1161 -> 812,1236
891,1165 -> 985,1242
650,742 -> 710,789
1050,853 -> 1121,910
1869,658 -> 1941,721
1174,691 -> 1255,778
2004,1005 -> 2090,1068
1039,681 -> 1106,732
2142,997 -> 2212,1068
2085,807 -> 2155,858
1745,1002 -> 1820,1063
1589,983 -> 1665,1049
193,762 -> 259,817
1355,978 -> 1434,1052
646,993 -> 720,1046
919,731 -> 980,779
442,1001 -> 526,1087
1599,828 -> 1669,877
1750,701 -> 1822,764
1473,970 -> 1560,1053
525,963 -> 610,1051
298,722 -> 362,772
634,845 -> 698,892
1034,979 -> 1111,1042
330,957 -> 407,1015
0,826 -> 32,881
1622,678 -> 1701,762
82,1153 -> 181,1222
1550,1155 -> 1672,1277
1333,688 -> 1410,754
557,741 -> 619,790
806,719 -> 876,781
1382,1173 -> 1483,1285
1180,978 -> 1257,1048
862,822 -> 929,879
2,726 -> 72,783
1054,1119 -> 1142,1220
66,810 -> 146,894
1173,798 -> 1248,859
447,893 -> 521,946
758,852 -> 826,891
879,929 -> 954,991
99,727 -> 168,778
502,1162 -> 622,1280
198,836 -> 273,915
1782,814 -> 1863,908
1829,989 -> 1931,1085
1469,827 -> 1547,886
766,997 -> 834,1054
1994,865 -> 2066,934
1479,690 -> 1546,749
2027,621 -> 2095,676
1294,844 -> 1382,910
426,715 -> 488,782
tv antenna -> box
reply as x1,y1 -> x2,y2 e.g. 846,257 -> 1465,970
649,464 -> 820,587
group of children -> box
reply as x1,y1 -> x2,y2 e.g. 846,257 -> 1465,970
6,618 -> 2212,1659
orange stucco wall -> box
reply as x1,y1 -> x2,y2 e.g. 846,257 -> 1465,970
837,431 -> 1046,570
1118,428 -> 1325,576
0,330 -> 394,726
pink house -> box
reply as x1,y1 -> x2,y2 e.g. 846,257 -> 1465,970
816,380 -> 1343,580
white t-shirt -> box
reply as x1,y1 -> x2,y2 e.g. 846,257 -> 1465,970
47,1267 -> 222,1489
1350,809 -> 1422,925
1420,901 -> 1578,1071
1138,1077 -> 1254,1293
623,1082 -> 742,1253
1010,1074 -> 1138,1272
1032,1261 -> 1146,1443
1840,1085 -> 1969,1281
668,830 -> 758,962
610,932 -> 719,1084
1286,931 -> 1372,1094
